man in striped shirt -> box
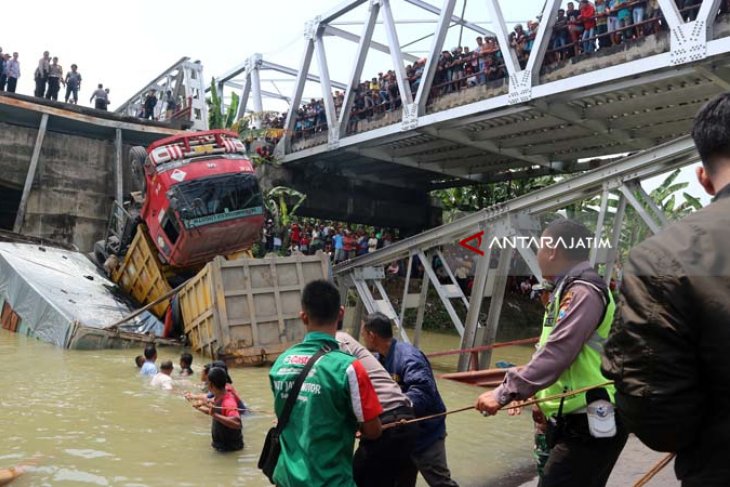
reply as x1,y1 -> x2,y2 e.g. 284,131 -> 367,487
268,280 -> 383,487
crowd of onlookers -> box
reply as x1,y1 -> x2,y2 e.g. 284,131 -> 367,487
0,50 -> 192,120
0,47 -> 21,93
291,0 -> 730,139
262,219 -> 399,263
261,218 -> 547,301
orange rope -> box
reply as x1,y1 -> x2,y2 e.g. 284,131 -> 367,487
632,453 -> 675,487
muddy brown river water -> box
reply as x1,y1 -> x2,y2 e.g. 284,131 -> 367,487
0,328 -> 538,487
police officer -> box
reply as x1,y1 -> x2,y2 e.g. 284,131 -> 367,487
476,219 -> 627,487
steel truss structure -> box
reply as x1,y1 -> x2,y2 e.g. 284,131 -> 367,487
110,1 -> 728,370
335,135 -> 698,370
273,0 -> 729,189
213,53 -> 348,128
116,57 -> 208,131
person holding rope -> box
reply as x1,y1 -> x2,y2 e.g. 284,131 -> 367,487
193,367 -> 244,452
267,280 -> 383,486
602,93 -> 730,486
337,327 -> 418,487
361,312 -> 458,487
476,219 -> 627,487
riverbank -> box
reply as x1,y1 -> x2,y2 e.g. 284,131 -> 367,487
516,435 -> 679,487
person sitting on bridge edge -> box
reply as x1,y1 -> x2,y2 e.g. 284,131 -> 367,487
476,219 -> 627,487
361,312 -> 458,487
139,344 -> 158,377
194,366 -> 243,452
336,325 -> 418,487
602,92 -> 730,486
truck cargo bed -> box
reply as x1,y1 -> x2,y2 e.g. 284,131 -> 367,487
112,224 -> 173,319
179,252 -> 330,366
0,242 -> 175,350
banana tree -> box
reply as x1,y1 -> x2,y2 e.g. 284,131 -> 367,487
206,78 -> 240,129
265,186 -> 307,228
624,170 -> 700,250
586,169 -> 702,258
207,78 -> 224,129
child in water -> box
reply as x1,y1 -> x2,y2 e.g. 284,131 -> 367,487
179,353 -> 194,377
184,362 -> 214,402
135,355 -> 145,368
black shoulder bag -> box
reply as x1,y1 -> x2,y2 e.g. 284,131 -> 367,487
258,345 -> 331,483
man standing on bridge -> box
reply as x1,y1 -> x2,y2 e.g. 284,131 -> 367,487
476,219 -> 627,487
64,64 -> 82,104
90,84 -> 109,110
34,51 -> 50,98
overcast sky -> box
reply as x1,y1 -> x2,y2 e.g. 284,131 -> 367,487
2,0 -> 710,204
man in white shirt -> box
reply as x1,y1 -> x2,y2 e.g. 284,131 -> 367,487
150,360 -> 174,391
367,232 -> 378,253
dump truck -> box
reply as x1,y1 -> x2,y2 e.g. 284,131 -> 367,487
93,129 -> 329,365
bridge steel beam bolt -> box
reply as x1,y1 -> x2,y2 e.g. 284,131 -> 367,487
656,0 -> 722,65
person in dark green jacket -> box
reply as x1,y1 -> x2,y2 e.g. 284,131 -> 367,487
603,93 -> 730,487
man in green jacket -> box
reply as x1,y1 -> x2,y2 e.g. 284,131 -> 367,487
268,280 -> 383,486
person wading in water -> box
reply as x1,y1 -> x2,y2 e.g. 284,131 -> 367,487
194,367 -> 243,452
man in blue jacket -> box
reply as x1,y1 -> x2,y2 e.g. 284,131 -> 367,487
362,312 -> 458,487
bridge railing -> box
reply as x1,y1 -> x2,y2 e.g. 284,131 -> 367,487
277,0 -> 729,157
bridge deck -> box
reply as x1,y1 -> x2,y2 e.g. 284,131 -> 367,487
0,93 -> 185,146
282,15 -> 730,190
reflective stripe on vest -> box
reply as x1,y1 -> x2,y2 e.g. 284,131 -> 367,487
535,278 -> 616,417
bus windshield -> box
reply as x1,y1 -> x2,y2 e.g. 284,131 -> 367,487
171,173 -> 264,229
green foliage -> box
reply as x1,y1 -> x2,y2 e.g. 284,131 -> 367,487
394,282 -> 543,334
207,78 -> 224,129
207,79 -> 241,130
265,186 -> 307,228
224,92 -> 240,129
577,169 -> 703,259
433,177 -> 557,222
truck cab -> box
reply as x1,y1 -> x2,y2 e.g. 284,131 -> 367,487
139,130 -> 264,268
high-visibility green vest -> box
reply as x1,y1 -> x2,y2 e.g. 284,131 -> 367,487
535,277 -> 616,417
